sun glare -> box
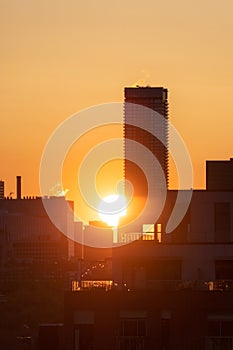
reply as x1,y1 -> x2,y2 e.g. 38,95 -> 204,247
98,194 -> 127,227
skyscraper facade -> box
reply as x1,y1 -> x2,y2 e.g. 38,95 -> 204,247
124,86 -> 169,198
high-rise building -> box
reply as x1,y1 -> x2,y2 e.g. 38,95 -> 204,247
123,87 -> 169,227
124,86 -> 169,197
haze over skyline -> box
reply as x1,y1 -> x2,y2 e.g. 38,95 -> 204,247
1,0 -> 233,198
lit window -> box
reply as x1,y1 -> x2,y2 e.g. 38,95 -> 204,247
142,224 -> 154,240
157,223 -> 162,243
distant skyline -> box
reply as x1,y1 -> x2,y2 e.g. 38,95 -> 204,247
1,0 -> 233,198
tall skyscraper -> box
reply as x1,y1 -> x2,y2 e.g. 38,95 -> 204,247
124,86 -> 169,197
122,86 -> 169,229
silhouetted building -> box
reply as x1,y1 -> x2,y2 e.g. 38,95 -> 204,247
0,180 -> 4,199
123,87 -> 169,229
65,164 -> 233,350
63,184 -> 233,348
124,86 -> 169,196
64,188 -> 233,349
0,196 -> 75,288
64,289 -> 233,350
16,175 -> 22,199
206,158 -> 233,190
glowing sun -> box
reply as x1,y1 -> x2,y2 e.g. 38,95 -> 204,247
98,194 -> 127,227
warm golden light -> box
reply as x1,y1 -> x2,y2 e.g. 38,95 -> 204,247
98,194 -> 126,227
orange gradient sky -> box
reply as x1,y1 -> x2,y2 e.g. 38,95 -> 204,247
1,0 -> 233,204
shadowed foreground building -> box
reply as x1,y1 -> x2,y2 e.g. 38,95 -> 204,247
62,160 -> 233,350
64,289 -> 233,350
0,196 -> 71,288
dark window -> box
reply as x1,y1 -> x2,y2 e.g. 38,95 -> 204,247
208,321 -> 221,336
118,337 -> 144,350
214,202 -> 231,242
74,325 -> 94,350
119,319 -> 146,350
208,320 -> 233,336
161,319 -> 170,350
120,319 -> 147,337
222,321 -> 233,336
121,320 -> 137,336
138,319 -> 146,337
215,260 -> 233,280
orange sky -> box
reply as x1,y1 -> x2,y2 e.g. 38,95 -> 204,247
1,0 -> 233,211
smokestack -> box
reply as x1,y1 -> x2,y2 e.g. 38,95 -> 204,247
0,180 -> 4,199
16,176 -> 21,200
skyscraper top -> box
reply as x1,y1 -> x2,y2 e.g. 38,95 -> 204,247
125,86 -> 168,100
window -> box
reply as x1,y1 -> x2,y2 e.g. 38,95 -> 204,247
74,311 -> 94,350
208,320 -> 233,336
142,224 -> 155,241
206,318 -> 233,350
215,260 -> 233,280
161,319 -> 170,350
157,223 -> 162,243
120,319 -> 147,337
118,311 -> 147,350
214,202 -> 231,242
74,325 -> 94,350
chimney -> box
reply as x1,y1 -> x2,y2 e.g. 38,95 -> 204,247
0,180 -> 4,199
16,176 -> 21,199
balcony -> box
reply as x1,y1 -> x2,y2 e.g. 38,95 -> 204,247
117,336 -> 145,350
206,336 -> 233,350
